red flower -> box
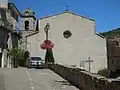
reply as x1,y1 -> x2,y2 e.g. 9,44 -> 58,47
40,40 -> 54,49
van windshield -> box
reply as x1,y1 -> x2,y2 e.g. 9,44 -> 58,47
31,57 -> 42,61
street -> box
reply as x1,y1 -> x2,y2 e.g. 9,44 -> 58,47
0,67 -> 80,90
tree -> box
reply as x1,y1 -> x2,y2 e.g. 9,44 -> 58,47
45,49 -> 55,63
8,48 -> 25,68
100,28 -> 120,39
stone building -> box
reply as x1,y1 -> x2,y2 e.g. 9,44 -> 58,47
25,10 -> 108,73
0,0 -> 21,68
20,8 -> 38,51
106,39 -> 120,77
101,29 -> 120,77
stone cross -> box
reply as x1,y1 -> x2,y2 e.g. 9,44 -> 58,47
85,57 -> 93,72
65,6 -> 69,11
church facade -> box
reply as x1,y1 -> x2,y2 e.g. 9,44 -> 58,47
24,11 -> 107,73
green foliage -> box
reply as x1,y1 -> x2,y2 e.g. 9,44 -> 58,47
8,48 -> 25,60
100,28 -> 120,39
97,68 -> 110,78
8,48 -> 25,67
45,49 -> 55,63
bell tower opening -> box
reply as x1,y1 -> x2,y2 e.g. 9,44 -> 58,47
25,20 -> 29,30
20,8 -> 36,31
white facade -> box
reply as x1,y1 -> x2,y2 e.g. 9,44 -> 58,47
27,11 -> 108,73
0,0 -> 8,9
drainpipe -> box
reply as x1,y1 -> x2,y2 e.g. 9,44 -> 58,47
0,48 -> 2,67
1,48 -> 4,68
0,48 -> 4,68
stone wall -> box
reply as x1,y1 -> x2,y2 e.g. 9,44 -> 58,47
107,40 -> 120,70
47,64 -> 120,90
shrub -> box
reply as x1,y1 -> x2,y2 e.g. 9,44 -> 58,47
8,48 -> 25,67
97,68 -> 110,78
45,49 -> 55,63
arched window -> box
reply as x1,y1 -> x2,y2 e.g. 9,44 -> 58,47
25,20 -> 29,30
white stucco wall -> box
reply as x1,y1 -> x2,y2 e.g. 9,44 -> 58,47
0,0 -> 8,9
27,12 -> 107,73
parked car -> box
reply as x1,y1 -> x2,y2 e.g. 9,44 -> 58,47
27,57 -> 44,68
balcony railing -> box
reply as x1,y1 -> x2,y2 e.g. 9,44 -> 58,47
0,19 -> 13,31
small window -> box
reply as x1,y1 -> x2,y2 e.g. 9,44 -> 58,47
25,11 -> 29,15
25,20 -> 29,30
33,22 -> 35,28
63,30 -> 72,39
115,41 -> 119,46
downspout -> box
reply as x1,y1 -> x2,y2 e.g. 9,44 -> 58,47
1,51 -> 4,68
0,48 -> 3,67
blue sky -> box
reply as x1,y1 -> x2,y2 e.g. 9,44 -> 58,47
14,0 -> 120,33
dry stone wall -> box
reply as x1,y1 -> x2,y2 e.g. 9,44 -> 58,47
47,64 -> 120,90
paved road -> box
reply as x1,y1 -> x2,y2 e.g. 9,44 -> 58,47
0,69 -> 5,90
0,67 -> 80,90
